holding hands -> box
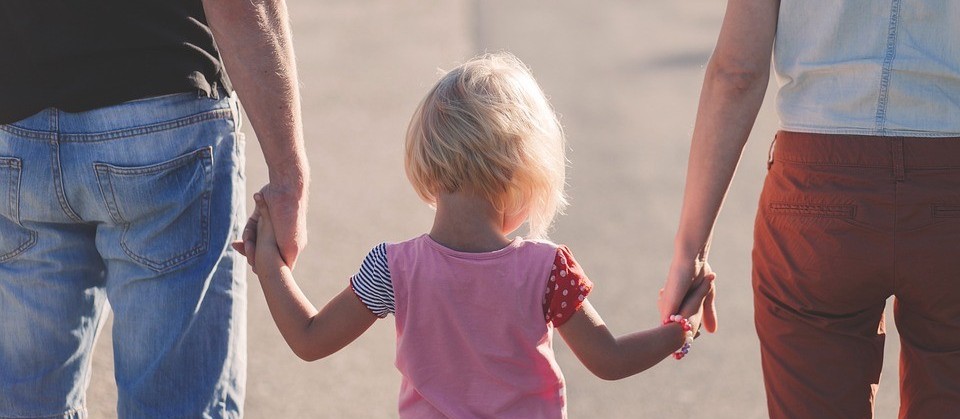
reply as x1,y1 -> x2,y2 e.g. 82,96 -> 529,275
661,255 -> 717,335
670,267 -> 716,337
232,192 -> 289,274
233,181 -> 306,270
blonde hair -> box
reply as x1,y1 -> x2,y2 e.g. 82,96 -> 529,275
404,52 -> 567,239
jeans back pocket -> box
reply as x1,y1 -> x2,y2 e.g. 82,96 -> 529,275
95,147 -> 213,272
0,157 -> 36,262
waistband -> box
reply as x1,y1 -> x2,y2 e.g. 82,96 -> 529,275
773,131 -> 960,170
0,89 -> 234,142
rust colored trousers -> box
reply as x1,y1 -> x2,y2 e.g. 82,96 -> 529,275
753,131 -> 960,419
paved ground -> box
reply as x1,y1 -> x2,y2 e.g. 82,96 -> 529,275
87,1 -> 904,417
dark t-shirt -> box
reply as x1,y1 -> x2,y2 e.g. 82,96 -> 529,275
0,1 -> 231,124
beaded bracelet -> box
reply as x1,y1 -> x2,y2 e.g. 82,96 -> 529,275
663,314 -> 695,360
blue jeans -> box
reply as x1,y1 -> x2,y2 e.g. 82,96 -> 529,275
0,92 -> 246,418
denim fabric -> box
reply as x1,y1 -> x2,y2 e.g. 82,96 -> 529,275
0,91 -> 246,418
774,1 -> 960,137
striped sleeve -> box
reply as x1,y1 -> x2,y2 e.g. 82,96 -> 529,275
349,243 -> 395,318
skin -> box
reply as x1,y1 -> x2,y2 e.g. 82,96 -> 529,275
245,190 -> 714,381
203,0 -> 310,268
659,0 -> 781,331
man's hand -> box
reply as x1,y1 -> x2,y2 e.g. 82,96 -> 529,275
232,182 -> 307,268
257,181 -> 307,268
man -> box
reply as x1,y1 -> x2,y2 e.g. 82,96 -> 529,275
0,1 -> 308,417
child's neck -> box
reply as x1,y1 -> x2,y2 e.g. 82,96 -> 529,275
429,191 -> 514,253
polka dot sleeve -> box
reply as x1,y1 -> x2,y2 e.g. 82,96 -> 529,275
543,245 -> 593,327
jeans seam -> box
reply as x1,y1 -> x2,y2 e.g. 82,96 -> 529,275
93,147 -> 212,176
0,232 -> 37,263
0,124 -> 56,140
93,166 -> 123,225
875,0 -> 902,133
47,136 -> 84,223
0,404 -> 86,419
118,221 -> 209,272
60,109 -> 232,142
0,158 -> 37,262
1,158 -> 18,222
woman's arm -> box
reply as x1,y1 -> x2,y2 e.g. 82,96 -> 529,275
659,0 -> 780,331
253,195 -> 378,362
558,275 -> 714,380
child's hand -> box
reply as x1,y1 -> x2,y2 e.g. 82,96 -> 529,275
675,264 -> 717,337
231,204 -> 262,268
252,193 -> 289,273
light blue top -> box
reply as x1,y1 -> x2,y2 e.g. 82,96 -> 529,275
774,0 -> 960,137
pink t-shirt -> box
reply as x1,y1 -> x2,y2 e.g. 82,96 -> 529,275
350,234 -> 592,418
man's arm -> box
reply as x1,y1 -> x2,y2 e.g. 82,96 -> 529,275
203,0 -> 309,267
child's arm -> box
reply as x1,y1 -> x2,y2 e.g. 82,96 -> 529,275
557,274 -> 714,380
252,194 -> 378,361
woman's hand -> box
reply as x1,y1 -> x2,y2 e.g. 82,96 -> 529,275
660,259 -> 717,333
675,268 -> 717,335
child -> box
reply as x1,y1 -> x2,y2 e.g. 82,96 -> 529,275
238,52 -> 715,418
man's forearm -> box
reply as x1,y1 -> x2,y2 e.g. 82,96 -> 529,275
203,0 -> 309,189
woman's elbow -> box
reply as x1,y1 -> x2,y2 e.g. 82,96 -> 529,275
705,58 -> 769,94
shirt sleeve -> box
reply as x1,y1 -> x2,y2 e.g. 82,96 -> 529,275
349,243 -> 395,318
542,245 -> 593,327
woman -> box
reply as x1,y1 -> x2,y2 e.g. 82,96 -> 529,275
660,1 -> 960,418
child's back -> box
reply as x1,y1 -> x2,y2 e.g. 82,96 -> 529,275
383,235 -> 570,417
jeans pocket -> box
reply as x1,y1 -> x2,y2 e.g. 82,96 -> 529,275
95,147 -> 214,272
0,157 -> 37,262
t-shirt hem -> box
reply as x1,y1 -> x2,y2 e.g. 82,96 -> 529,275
779,124 -> 960,138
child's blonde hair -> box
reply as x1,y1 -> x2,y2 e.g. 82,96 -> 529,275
404,52 -> 567,239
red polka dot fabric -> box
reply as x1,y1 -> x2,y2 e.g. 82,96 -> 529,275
543,246 -> 593,327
